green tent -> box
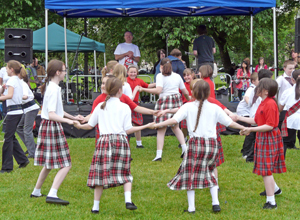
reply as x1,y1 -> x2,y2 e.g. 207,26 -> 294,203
0,23 -> 105,52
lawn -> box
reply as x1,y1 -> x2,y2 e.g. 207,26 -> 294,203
0,132 -> 299,220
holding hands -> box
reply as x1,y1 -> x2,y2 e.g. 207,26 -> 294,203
240,127 -> 251,136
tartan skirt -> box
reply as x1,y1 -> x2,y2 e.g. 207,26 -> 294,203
87,134 -> 133,189
132,102 -> 143,126
215,131 -> 224,167
253,127 -> 286,176
167,137 -> 218,190
153,93 -> 182,124
180,119 -> 187,129
34,119 -> 71,169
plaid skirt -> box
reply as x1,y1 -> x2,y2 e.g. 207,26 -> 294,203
154,93 -> 182,124
87,134 -> 133,189
253,127 -> 286,176
167,137 -> 218,190
180,119 -> 187,129
34,119 -> 71,169
95,125 -> 100,144
215,131 -> 224,167
132,102 -> 143,126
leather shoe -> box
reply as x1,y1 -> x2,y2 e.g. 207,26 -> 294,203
46,196 -> 69,205
0,169 -> 12,173
183,210 -> 195,214
19,161 -> 30,168
126,202 -> 137,210
91,209 -> 99,214
212,205 -> 221,212
152,157 -> 162,162
180,152 -> 185,158
30,194 -> 46,198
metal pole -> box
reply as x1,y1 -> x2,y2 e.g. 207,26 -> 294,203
45,9 -> 48,70
250,14 -> 253,73
94,50 -> 97,92
273,7 -> 278,78
104,52 -> 106,65
64,16 -> 69,102
166,34 -> 169,56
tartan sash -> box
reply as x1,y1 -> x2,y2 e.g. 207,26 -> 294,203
7,104 -> 22,112
281,99 -> 300,137
22,100 -> 36,109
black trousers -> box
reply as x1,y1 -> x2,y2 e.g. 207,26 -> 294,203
2,114 -> 28,171
283,128 -> 300,158
243,131 -> 256,162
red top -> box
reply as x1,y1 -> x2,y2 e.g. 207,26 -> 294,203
91,93 -> 138,113
203,77 -> 215,98
254,64 -> 268,73
236,68 -> 251,90
127,77 -> 149,102
180,82 -> 192,103
254,97 -> 279,127
187,97 -> 226,110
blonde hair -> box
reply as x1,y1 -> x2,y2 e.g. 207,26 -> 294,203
101,60 -> 118,76
112,64 -> 127,85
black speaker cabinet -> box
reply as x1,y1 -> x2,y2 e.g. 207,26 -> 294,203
5,46 -> 33,64
5,29 -> 33,47
295,18 -> 300,53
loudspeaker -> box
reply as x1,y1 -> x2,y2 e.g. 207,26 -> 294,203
4,28 -> 33,63
295,18 -> 300,53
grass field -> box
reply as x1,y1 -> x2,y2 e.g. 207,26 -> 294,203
0,132 -> 300,220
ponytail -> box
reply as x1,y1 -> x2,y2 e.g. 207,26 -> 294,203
161,58 -> 172,76
40,77 -> 49,95
101,95 -> 110,109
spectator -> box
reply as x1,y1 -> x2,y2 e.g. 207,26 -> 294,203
255,57 -> 268,73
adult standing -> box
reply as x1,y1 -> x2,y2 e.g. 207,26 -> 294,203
153,49 -> 166,75
193,25 -> 216,71
26,58 -> 44,104
114,31 -> 141,69
255,57 -> 268,73
290,49 -> 299,69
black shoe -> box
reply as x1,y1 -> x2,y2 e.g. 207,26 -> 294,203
30,194 -> 46,198
263,202 -> 277,209
212,205 -> 221,212
19,160 -> 30,168
25,150 -> 28,154
152,157 -> 162,162
180,152 -> 185,158
91,209 -> 99,214
136,145 -> 144,148
130,158 -> 133,162
183,210 -> 195,214
0,169 -> 12,173
126,202 -> 137,210
260,188 -> 282,196
178,144 -> 182,148
46,196 -> 69,205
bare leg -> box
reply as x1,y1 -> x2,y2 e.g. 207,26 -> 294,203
94,186 -> 104,201
123,182 -> 132,192
157,127 -> 167,150
51,166 -> 72,190
171,124 -> 185,145
263,175 -> 275,197
35,167 -> 51,189
214,168 -> 218,179
135,130 -> 142,142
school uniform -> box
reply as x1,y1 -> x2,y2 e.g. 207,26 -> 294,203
154,72 -> 184,124
34,81 -> 71,169
1,76 -> 28,171
16,80 -> 40,157
179,82 -> 192,129
122,82 -> 133,100
203,77 -> 215,98
168,100 -> 232,190
253,97 -> 286,176
87,97 -> 133,189
127,76 -> 149,126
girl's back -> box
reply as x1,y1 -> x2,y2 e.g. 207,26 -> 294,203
156,72 -> 185,98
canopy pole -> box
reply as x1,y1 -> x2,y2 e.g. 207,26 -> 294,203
250,14 -> 253,73
45,9 -> 48,71
64,16 -> 69,102
273,7 -> 278,78
104,52 -> 106,65
94,50 -> 97,92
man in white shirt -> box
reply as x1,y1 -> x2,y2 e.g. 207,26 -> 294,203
114,31 -> 141,69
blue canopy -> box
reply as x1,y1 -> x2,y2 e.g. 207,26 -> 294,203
45,0 -> 276,17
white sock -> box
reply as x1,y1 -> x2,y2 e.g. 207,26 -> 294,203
32,188 -> 41,196
184,137 -> 188,142
92,200 -> 100,211
124,191 -> 132,203
210,186 -> 219,205
136,140 -> 142,146
181,144 -> 187,154
153,150 -> 162,160
187,190 -> 195,212
274,182 -> 280,192
266,195 -> 276,205
216,178 -> 219,188
47,188 -> 58,198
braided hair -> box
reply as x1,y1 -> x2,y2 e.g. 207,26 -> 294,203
100,77 -> 123,110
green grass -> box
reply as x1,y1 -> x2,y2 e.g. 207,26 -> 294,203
0,132 -> 300,220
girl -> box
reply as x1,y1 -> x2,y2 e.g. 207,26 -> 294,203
127,65 -> 156,148
153,80 -> 244,213
139,58 -> 190,161
74,77 -> 154,213
101,60 -> 118,76
112,64 -> 133,99
236,60 -> 251,100
238,78 -> 286,209
0,60 -> 29,173
279,69 -> 300,157
31,60 -> 82,205
198,65 -> 215,98
16,69 -> 40,159
255,57 -> 268,73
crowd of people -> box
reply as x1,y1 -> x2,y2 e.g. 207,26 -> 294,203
0,27 -> 299,216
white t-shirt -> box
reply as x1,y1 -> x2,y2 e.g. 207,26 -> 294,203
41,81 -> 64,120
236,84 -> 255,116
22,80 -> 40,114
0,67 -> 10,95
156,72 -> 185,98
88,97 -> 132,135
122,82 -> 133,99
114,43 -> 141,68
248,87 -> 262,119
276,72 -> 293,102
6,76 -> 23,115
279,85 -> 300,129
173,100 -> 232,138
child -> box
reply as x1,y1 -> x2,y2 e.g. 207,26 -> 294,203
112,64 -> 133,99
238,78 -> 286,209
198,65 -> 215,98
0,60 -> 29,173
16,69 -> 40,159
31,60 -> 82,205
74,77 -> 154,213
139,58 -> 190,161
153,80 -> 244,213
101,60 -> 118,76
127,65 -> 156,148
236,60 -> 251,100
279,69 -> 300,157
